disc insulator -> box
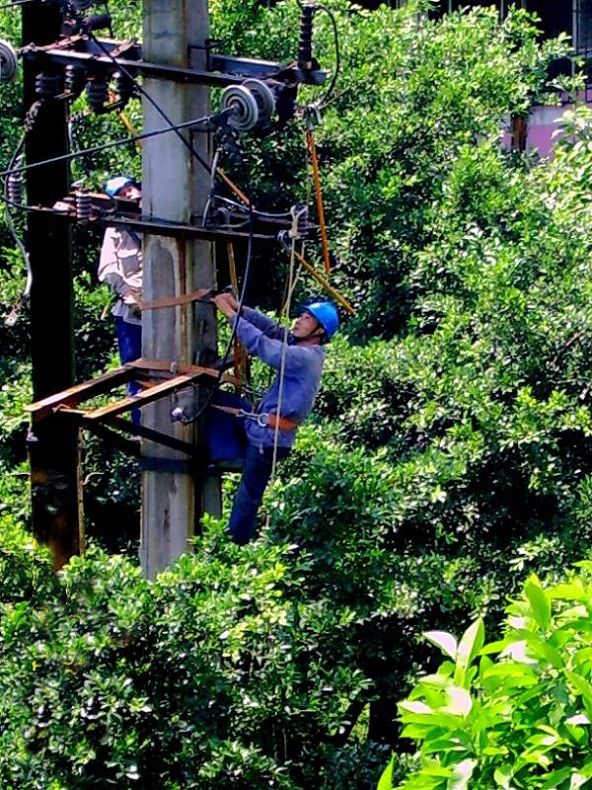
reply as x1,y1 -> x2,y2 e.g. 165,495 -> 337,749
86,76 -> 108,112
113,72 -> 134,105
0,39 -> 18,84
7,172 -> 24,205
35,72 -> 63,100
242,79 -> 276,127
220,84 -> 260,132
65,64 -> 86,98
75,188 -> 91,224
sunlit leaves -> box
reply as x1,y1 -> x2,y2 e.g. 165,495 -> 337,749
396,571 -> 592,789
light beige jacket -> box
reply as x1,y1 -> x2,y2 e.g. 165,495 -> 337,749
98,226 -> 143,325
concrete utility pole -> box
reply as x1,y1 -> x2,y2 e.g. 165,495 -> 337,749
140,0 -> 219,578
23,4 -> 83,568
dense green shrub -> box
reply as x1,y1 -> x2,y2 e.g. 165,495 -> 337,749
0,530 -> 376,789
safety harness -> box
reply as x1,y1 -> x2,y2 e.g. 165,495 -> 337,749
210,402 -> 299,432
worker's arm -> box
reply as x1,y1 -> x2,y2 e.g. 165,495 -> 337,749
240,306 -> 283,337
218,293 -> 282,337
214,294 -> 294,370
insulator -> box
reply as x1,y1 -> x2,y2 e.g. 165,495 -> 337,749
65,64 -> 86,98
7,171 -> 24,205
85,76 -> 108,112
35,72 -> 63,100
113,71 -> 134,105
75,188 -> 91,224
298,2 -> 316,69
241,79 -> 276,128
0,39 -> 18,84
220,85 -> 259,132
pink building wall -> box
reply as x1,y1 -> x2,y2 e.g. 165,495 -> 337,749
525,105 -> 569,157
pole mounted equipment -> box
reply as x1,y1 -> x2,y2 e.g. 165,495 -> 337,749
0,39 -> 18,82
220,84 -> 260,132
242,78 -> 276,127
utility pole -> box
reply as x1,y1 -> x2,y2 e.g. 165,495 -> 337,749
140,0 -> 219,578
21,0 -> 327,576
23,3 -> 83,568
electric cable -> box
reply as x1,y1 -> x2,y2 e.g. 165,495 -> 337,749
314,5 -> 340,110
0,112 -> 212,179
178,195 -> 256,427
88,32 -> 213,177
0,0 -> 37,9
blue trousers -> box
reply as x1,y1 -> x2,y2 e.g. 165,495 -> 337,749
115,316 -> 142,422
228,442 -> 290,545
204,391 -> 291,544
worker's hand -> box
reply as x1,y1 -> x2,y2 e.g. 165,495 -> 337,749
213,293 -> 236,319
224,291 -> 239,311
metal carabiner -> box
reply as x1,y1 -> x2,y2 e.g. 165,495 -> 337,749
240,409 -> 269,428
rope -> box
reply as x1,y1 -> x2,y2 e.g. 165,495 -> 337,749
227,242 -> 250,390
270,204 -> 306,485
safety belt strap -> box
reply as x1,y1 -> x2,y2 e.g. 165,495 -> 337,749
211,403 -> 298,432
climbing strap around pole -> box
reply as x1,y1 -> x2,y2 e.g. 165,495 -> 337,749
139,288 -> 214,311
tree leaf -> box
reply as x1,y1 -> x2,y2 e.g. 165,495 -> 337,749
424,631 -> 458,660
525,575 -> 552,630
377,756 -> 394,790
447,758 -> 477,790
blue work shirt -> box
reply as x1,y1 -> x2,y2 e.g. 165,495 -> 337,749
233,306 -> 326,450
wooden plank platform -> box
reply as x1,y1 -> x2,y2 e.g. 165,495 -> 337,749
26,366 -> 133,421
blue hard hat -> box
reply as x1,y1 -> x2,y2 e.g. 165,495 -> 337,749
302,300 -> 339,341
105,175 -> 138,198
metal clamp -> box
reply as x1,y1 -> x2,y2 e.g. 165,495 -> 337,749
240,410 -> 268,428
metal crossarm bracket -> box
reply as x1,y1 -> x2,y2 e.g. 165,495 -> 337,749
21,38 -> 326,89
31,201 -> 305,245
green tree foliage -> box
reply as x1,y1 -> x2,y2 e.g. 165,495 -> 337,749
0,530 -> 381,789
395,567 -> 592,789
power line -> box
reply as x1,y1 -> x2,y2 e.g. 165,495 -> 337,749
315,5 -> 340,109
0,0 -> 37,9
0,112 -> 212,178
89,33 -> 214,177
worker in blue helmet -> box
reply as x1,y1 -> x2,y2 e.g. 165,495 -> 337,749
211,292 -> 339,544
104,175 -> 139,199
98,176 -> 143,421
